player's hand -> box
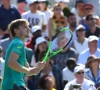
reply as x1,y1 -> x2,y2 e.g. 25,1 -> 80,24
30,62 -> 46,75
35,62 -> 46,70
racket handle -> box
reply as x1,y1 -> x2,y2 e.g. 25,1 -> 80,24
43,58 -> 47,62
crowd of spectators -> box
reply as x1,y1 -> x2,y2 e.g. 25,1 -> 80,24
0,0 -> 100,90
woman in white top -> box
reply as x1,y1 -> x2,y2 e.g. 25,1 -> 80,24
72,25 -> 88,57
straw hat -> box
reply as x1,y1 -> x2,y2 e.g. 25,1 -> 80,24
85,55 -> 100,68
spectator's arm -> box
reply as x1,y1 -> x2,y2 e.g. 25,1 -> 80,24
48,18 -> 53,40
42,25 -> 46,32
42,14 -> 47,32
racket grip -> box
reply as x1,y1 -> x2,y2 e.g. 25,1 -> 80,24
43,59 -> 47,62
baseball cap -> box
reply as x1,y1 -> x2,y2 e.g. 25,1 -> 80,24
17,0 -> 27,3
76,24 -> 85,31
74,66 -> 84,74
31,25 -> 41,33
27,0 -> 38,5
88,35 -> 98,42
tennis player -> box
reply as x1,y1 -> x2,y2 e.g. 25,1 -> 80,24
1,19 -> 46,90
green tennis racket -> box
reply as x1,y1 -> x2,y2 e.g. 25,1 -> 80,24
43,27 -> 73,62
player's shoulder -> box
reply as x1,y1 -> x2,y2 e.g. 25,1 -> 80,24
11,38 -> 24,46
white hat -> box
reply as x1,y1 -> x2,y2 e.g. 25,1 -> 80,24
76,24 -> 85,31
55,0 -> 69,3
74,66 -> 84,74
27,0 -> 38,5
31,25 -> 41,33
36,37 -> 46,46
88,35 -> 98,42
38,0 -> 46,2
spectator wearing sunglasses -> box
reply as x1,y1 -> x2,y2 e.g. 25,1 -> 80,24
85,14 -> 100,38
85,55 -> 100,88
79,4 -> 94,32
0,46 -> 5,84
48,3 -> 68,40
64,66 -> 96,90
71,0 -> 85,25
72,24 -> 88,57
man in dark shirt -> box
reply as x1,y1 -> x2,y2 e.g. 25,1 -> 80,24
51,47 -> 77,70
85,14 -> 100,38
0,0 -> 21,39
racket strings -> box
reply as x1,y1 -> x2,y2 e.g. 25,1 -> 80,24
50,30 -> 72,52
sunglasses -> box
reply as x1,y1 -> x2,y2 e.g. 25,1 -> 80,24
55,8 -> 61,11
77,29 -> 85,32
77,72 -> 84,74
0,51 -> 3,53
85,8 -> 92,10
89,18 -> 96,21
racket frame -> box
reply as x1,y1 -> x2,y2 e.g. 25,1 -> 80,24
43,28 -> 73,62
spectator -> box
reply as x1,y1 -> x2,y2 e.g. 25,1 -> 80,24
83,0 -> 100,16
48,3 -> 67,40
62,58 -> 76,86
38,0 -> 52,38
25,25 -> 42,51
85,55 -> 100,88
64,66 -> 96,90
34,50 -> 63,90
22,0 -> 47,35
56,0 -> 69,10
17,0 -> 27,14
31,37 -> 48,66
0,46 -> 5,84
79,4 -> 94,32
77,35 -> 100,65
82,4 -> 94,16
67,13 -> 77,44
51,45 -> 77,70
72,24 -> 88,57
38,75 -> 56,90
85,14 -> 100,38
0,0 -> 21,39
71,0 -> 85,25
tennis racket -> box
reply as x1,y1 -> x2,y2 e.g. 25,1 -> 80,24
43,27 -> 73,62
